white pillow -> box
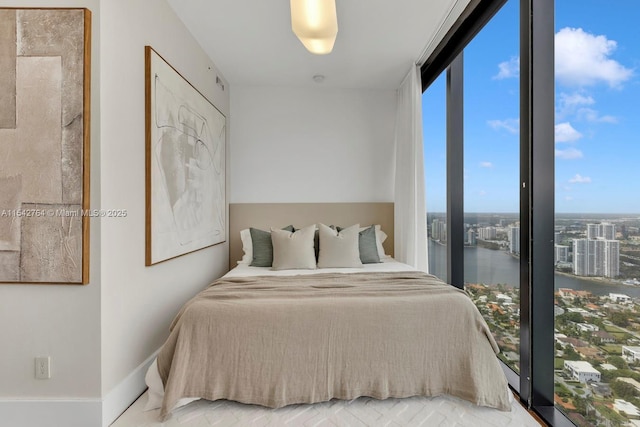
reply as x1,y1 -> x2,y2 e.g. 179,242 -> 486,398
238,228 -> 252,264
317,223 -> 363,268
271,225 -> 317,270
376,226 -> 389,259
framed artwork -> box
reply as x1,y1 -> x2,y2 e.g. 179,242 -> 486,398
0,8 -> 91,284
145,46 -> 226,266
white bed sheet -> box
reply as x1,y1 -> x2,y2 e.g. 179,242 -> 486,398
145,258 -> 418,412
227,257 -> 416,278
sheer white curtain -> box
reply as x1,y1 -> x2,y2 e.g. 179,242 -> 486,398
393,65 -> 428,272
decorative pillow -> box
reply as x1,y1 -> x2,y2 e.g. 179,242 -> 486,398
271,225 -> 317,270
317,223 -> 363,268
373,225 -> 389,259
292,226 -> 321,261
249,225 -> 294,267
360,224 -> 389,259
337,225 -> 381,264
238,229 -> 253,264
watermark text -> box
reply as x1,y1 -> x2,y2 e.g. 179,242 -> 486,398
0,208 -> 128,218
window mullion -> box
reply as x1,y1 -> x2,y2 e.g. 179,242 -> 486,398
520,0 -> 555,412
446,53 -> 464,289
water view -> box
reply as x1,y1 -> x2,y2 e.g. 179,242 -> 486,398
428,240 -> 640,298
427,212 -> 640,426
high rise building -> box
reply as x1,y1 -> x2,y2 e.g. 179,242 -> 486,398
467,229 -> 477,246
586,223 -> 616,240
509,226 -> 520,254
604,240 -> 620,278
555,245 -> 569,264
478,226 -> 497,240
601,223 -> 616,240
431,219 -> 441,240
574,239 -> 589,276
573,238 -> 619,278
593,239 -> 603,276
431,219 -> 447,242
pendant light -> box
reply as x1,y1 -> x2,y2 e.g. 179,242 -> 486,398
290,0 -> 338,54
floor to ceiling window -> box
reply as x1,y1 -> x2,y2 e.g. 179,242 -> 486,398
462,0 -> 521,375
421,0 -> 559,424
423,72 -> 447,282
553,2 -> 640,425
422,0 -> 522,378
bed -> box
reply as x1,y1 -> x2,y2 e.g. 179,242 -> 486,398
145,203 -> 511,420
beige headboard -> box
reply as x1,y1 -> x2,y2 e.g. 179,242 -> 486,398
229,203 -> 394,269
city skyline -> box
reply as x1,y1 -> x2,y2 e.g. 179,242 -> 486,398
429,216 -> 626,281
423,0 -> 640,214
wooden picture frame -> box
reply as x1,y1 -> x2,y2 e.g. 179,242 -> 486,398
0,8 -> 91,284
145,46 -> 226,266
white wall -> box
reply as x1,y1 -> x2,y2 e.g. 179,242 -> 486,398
1,1 -> 230,426
230,86 -> 396,203
99,0 -> 230,412
0,0 -> 102,404
0,2 -> 396,425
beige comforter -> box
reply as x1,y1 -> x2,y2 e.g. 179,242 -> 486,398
157,271 -> 510,419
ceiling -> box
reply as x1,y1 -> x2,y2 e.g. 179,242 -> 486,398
166,0 -> 466,89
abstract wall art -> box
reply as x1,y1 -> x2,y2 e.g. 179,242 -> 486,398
0,8 -> 91,284
145,46 -> 226,265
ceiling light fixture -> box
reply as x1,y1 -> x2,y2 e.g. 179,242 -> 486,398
290,0 -> 338,55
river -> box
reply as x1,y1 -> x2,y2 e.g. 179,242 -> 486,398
428,239 -> 640,297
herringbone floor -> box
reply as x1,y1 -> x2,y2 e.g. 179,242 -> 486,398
111,391 -> 543,427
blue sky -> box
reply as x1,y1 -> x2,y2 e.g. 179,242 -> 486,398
423,0 -> 640,214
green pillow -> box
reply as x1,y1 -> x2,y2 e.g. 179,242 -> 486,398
249,225 -> 294,267
336,225 -> 381,264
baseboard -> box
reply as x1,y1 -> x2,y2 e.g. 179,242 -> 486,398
0,349 -> 161,427
101,348 -> 161,426
0,399 -> 102,427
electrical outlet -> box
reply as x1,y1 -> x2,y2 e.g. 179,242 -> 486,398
35,356 -> 50,379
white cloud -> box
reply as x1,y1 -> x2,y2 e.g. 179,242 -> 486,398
555,27 -> 633,88
480,161 -> 493,168
559,92 -> 595,108
597,115 -> 618,123
488,118 -> 519,134
555,122 -> 583,143
555,147 -> 584,160
493,57 -> 519,80
557,92 -> 594,118
479,190 -> 487,196
577,108 -> 618,123
557,92 -> 618,123
569,174 -> 591,183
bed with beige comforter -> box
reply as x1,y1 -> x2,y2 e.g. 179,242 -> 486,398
156,270 -> 510,419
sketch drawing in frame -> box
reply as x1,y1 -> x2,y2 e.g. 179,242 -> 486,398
145,46 -> 226,265
0,8 -> 91,284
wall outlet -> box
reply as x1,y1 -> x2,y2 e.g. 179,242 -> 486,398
35,356 -> 50,379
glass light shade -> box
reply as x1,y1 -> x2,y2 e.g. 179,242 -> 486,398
290,0 -> 338,54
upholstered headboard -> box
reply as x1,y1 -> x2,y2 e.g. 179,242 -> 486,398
229,203 -> 394,269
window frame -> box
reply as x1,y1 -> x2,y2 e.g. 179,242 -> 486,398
420,0 -> 568,424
